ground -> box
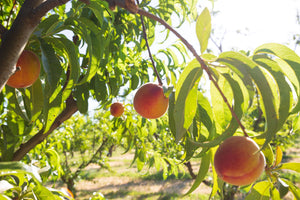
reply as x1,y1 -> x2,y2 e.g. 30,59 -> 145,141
71,145 -> 300,200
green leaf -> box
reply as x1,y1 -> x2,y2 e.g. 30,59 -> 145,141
245,181 -> 271,200
5,87 -> 29,122
56,37 -> 80,87
46,149 -> 62,175
93,74 -> 108,102
130,73 -> 139,90
86,0 -> 104,26
282,179 -> 300,200
42,87 -> 64,133
218,52 -> 278,149
196,92 -> 214,133
0,162 -> 42,182
174,59 -> 203,142
33,184 -> 61,200
253,55 -> 292,132
277,162 -> 300,173
30,79 -> 44,122
277,178 -> 289,199
39,38 -> 63,91
210,147 -> 221,199
210,73 -> 232,130
270,186 -> 281,200
76,20 -> 105,84
274,146 -> 283,167
187,71 -> 244,148
184,150 -> 211,195
259,142 -> 274,167
254,43 -> 300,114
73,82 -> 90,114
36,14 -> 61,36
196,8 -> 211,54
168,91 -> 176,138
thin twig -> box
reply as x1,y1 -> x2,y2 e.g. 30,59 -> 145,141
137,8 -> 248,137
136,0 -> 162,85
210,36 -> 222,53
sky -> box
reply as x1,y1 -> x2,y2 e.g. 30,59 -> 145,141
212,0 -> 300,52
153,0 -> 300,56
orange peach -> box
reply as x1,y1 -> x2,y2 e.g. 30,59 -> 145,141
214,136 -> 265,186
110,102 -> 124,117
133,83 -> 169,119
6,50 -> 41,88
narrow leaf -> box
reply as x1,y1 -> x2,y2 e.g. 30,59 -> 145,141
218,52 -> 279,149
274,146 -> 283,167
254,43 -> 300,114
30,79 -> 44,121
245,181 -> 271,200
196,8 -> 211,54
282,179 -> 300,199
174,59 -> 203,142
73,82 -> 90,114
184,150 -> 211,195
39,38 -> 62,91
277,162 -> 300,173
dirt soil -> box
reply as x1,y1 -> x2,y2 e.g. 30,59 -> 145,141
74,147 -> 300,200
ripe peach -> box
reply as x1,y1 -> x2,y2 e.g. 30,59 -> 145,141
6,50 -> 41,88
214,136 -> 265,186
133,83 -> 169,119
110,102 -> 124,117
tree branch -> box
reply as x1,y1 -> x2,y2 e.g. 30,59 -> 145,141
32,0 -> 70,19
104,0 -> 138,13
12,96 -> 78,161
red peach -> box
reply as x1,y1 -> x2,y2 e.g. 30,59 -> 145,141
214,136 -> 266,186
110,102 -> 124,117
133,83 -> 169,119
6,50 -> 41,88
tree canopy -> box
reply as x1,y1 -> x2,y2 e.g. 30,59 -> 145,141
0,0 -> 300,199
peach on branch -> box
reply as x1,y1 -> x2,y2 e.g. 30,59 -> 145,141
214,136 -> 266,186
110,102 -> 124,117
6,50 -> 41,88
133,83 -> 169,119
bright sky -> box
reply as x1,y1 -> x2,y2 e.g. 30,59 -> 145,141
212,0 -> 300,52
153,0 -> 300,55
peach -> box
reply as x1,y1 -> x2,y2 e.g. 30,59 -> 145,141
214,136 -> 265,186
133,83 -> 169,119
110,102 -> 124,117
6,50 -> 41,88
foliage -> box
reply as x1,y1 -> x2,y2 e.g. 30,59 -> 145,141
0,162 -> 73,199
0,0 -> 300,199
